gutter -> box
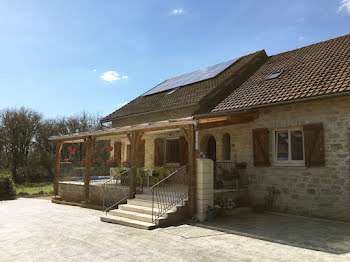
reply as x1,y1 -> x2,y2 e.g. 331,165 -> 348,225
193,91 -> 350,119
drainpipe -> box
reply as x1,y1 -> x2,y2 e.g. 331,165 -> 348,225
194,120 -> 199,153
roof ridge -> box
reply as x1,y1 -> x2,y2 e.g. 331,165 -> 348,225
269,33 -> 350,58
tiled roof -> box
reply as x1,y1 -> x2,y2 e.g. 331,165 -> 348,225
212,34 -> 350,113
101,50 -> 265,123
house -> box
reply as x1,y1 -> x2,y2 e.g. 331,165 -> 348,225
50,34 -> 350,228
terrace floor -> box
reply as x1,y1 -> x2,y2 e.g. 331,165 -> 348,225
0,198 -> 349,261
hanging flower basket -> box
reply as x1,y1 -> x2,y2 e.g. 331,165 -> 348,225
106,146 -> 113,152
67,146 -> 76,155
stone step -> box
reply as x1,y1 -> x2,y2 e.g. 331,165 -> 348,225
109,209 -> 165,223
129,197 -> 187,208
135,193 -> 188,202
119,204 -> 176,216
100,214 -> 155,230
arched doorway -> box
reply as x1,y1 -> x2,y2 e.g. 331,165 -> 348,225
207,136 -> 216,161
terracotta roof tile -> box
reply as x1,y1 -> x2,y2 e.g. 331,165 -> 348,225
212,34 -> 350,112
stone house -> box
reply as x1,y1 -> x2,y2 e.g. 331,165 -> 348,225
51,34 -> 350,228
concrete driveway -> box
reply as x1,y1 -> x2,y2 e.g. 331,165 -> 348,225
0,198 -> 349,262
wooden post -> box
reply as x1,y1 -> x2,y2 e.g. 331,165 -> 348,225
54,141 -> 63,197
181,125 -> 197,216
84,137 -> 95,203
127,131 -> 144,198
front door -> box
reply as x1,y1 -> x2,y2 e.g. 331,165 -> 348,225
207,136 -> 216,161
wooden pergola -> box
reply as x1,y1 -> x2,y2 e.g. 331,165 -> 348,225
49,119 -> 198,214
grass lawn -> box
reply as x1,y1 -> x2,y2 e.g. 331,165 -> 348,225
16,182 -> 53,195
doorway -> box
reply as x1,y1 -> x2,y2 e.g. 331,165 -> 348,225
207,136 -> 216,161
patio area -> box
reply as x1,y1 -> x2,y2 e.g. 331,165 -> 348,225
1,198 -> 349,262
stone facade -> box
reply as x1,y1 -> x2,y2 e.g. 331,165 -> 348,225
110,130 -> 183,169
196,158 -> 214,221
198,96 -> 350,222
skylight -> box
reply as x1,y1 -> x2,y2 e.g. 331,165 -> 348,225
266,70 -> 283,80
166,88 -> 178,95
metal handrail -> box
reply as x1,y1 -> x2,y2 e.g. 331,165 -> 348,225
151,164 -> 189,223
150,164 -> 188,189
102,169 -> 130,213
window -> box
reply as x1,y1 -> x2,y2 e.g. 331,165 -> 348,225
222,133 -> 231,160
266,70 -> 283,80
274,128 -> 304,165
165,139 -> 180,163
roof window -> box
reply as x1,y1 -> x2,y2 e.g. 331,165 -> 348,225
166,88 -> 178,95
266,70 -> 283,80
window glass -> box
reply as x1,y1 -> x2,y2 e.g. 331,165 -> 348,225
166,139 -> 179,163
276,131 -> 289,161
291,131 -> 304,160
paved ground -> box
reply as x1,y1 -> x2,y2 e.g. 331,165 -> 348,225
1,198 -> 349,262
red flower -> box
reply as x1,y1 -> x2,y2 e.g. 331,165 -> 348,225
92,159 -> 97,164
106,146 -> 113,152
64,158 -> 69,163
67,146 -> 76,155
80,161 -> 85,166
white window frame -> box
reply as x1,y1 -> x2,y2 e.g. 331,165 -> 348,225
164,138 -> 180,165
273,127 -> 305,166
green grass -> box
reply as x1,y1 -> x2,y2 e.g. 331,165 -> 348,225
15,182 -> 53,195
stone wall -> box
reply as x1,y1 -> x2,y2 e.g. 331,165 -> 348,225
196,158 -> 214,222
58,182 -> 105,206
198,96 -> 350,221
110,130 -> 183,169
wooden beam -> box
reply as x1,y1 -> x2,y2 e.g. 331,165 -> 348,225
197,115 -> 256,130
52,123 -> 195,143
54,141 -> 63,196
198,116 -> 230,124
182,125 -> 197,216
84,137 -> 95,203
127,131 -> 144,198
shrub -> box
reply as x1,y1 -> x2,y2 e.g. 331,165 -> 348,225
0,173 -> 16,200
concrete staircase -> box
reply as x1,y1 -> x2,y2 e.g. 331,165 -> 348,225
100,193 -> 188,230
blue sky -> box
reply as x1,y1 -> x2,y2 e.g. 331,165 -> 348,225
0,0 -> 349,119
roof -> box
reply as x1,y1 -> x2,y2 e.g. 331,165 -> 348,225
143,57 -> 240,96
212,34 -> 350,113
101,50 -> 266,123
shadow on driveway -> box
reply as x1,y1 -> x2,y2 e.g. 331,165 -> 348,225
196,212 -> 350,255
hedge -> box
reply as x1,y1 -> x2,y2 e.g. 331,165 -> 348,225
0,173 -> 16,200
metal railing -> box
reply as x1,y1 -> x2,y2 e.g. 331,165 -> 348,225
102,170 -> 130,213
214,162 -> 248,190
151,164 -> 189,223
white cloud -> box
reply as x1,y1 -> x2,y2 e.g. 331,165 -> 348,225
93,69 -> 96,72
171,8 -> 183,15
100,71 -> 128,82
338,0 -> 350,14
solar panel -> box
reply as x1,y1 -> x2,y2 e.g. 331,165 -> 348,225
143,57 -> 241,96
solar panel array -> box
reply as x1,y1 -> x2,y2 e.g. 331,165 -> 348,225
143,57 -> 241,96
